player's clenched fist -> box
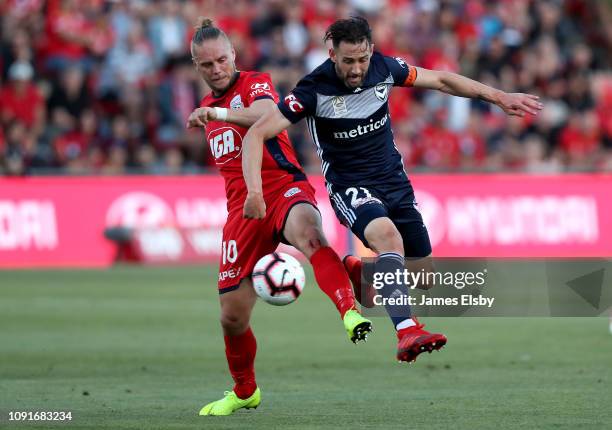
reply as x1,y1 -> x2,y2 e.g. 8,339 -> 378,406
186,107 -> 216,129
243,192 -> 266,219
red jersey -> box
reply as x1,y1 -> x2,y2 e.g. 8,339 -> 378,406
0,83 -> 44,127
200,71 -> 306,208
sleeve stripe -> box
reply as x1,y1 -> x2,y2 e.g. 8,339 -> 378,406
253,95 -> 274,101
403,66 -> 418,87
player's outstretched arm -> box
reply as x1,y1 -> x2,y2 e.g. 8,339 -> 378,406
242,106 -> 292,219
186,99 -> 277,129
412,67 -> 544,117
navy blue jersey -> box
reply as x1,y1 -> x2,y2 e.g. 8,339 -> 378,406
278,52 -> 418,187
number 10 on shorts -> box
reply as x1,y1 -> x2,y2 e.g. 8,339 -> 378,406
222,240 -> 238,264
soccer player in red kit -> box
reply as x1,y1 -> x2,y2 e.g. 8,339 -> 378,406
186,19 -> 371,416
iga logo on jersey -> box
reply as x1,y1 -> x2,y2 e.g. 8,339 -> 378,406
208,126 -> 243,164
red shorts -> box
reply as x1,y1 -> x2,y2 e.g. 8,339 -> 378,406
218,180 -> 317,293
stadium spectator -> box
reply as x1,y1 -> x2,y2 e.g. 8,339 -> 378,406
560,110 -> 601,170
159,146 -> 185,175
157,57 -> 200,146
43,0 -> 97,73
2,120 -> 47,175
47,65 -> 92,125
0,28 -> 34,81
134,144 -> 159,174
456,113 -> 487,169
53,109 -> 100,173
100,20 -> 155,95
0,0 -> 610,175
0,62 -> 45,136
413,109 -> 462,170
148,0 -> 188,67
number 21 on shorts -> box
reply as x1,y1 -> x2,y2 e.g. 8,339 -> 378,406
345,187 -> 372,206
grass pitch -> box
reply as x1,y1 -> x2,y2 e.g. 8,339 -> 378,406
1,266 -> 610,429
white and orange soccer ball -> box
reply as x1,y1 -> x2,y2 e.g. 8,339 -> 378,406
252,252 -> 305,306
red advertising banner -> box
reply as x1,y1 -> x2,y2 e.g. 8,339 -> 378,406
411,174 -> 612,258
0,176 -> 347,268
1,174 -> 611,268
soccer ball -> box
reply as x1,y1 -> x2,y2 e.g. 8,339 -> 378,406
252,252 -> 305,306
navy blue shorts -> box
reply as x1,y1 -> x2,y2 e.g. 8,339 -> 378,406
327,181 -> 432,258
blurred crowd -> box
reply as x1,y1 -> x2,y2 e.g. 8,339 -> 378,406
1,0 -> 611,175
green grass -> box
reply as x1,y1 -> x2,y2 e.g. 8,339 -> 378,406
1,266 -> 611,429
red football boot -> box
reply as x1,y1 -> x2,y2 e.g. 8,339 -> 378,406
396,318 -> 447,363
342,255 -> 377,308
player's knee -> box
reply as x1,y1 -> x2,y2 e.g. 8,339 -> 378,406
286,210 -> 328,256
366,223 -> 404,255
295,225 -> 326,255
414,267 -> 435,290
220,310 -> 249,334
408,257 -> 435,290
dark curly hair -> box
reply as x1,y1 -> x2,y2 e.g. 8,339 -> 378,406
323,17 -> 372,48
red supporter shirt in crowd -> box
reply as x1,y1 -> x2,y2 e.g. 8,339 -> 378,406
457,129 -> 486,164
560,125 -> 599,159
0,83 -> 43,127
45,0 -> 90,60
200,71 -> 307,208
414,124 -> 461,169
54,130 -> 89,163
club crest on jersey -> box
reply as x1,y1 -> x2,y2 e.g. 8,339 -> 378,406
230,94 -> 243,110
207,126 -> 243,164
374,83 -> 389,101
283,187 -> 302,198
331,96 -> 348,117
284,93 -> 304,113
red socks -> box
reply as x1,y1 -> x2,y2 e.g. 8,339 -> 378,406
309,246 -> 356,317
224,248 -> 356,400
343,254 -> 363,299
224,327 -> 257,399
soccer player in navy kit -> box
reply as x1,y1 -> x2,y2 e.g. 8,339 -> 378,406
242,17 -> 543,363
